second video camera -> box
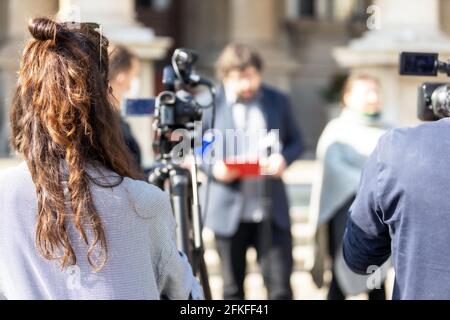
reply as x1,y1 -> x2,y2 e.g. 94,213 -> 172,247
400,52 -> 450,121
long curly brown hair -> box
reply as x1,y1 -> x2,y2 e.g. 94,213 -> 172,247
10,17 -> 142,271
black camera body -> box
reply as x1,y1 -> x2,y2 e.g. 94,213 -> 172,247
416,82 -> 450,121
156,48 -> 213,130
155,60 -> 204,130
123,48 -> 213,157
399,52 -> 450,121
152,49 -> 213,157
156,90 -> 203,128
123,48 -> 211,129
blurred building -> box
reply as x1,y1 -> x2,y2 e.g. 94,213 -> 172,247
1,0 -> 450,161
136,0 -> 371,156
0,0 -> 172,165
143,0 -> 450,155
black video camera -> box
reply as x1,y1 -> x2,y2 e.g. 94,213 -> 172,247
123,48 -> 213,126
399,52 -> 450,121
123,48 -> 214,157
155,48 -> 213,130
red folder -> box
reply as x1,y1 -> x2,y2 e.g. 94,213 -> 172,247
224,158 -> 261,178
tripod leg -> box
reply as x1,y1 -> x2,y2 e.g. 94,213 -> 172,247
197,254 -> 212,300
190,247 -> 212,300
169,170 -> 193,262
169,166 -> 213,299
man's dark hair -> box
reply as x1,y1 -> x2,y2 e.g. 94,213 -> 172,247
215,43 -> 263,80
342,74 -> 380,106
108,45 -> 138,80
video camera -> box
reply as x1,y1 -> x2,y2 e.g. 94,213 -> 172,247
122,48 -> 214,157
399,52 -> 450,121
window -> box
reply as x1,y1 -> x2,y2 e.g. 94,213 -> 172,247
285,0 -> 319,20
136,0 -> 172,12
299,0 -> 315,17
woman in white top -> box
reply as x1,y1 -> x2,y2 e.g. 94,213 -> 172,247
310,74 -> 389,300
0,17 -> 202,300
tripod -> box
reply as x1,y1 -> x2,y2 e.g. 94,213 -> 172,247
149,142 -> 212,300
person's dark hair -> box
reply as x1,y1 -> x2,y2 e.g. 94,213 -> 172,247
342,73 -> 380,106
10,17 -> 142,271
215,43 -> 263,80
108,45 -> 138,81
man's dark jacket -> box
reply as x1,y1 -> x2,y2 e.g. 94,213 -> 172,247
201,85 -> 303,237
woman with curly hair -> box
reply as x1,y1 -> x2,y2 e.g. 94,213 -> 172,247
0,17 -> 202,300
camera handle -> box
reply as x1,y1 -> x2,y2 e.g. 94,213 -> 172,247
437,60 -> 450,76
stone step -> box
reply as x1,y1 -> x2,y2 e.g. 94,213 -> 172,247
208,268 -> 396,300
203,244 -> 315,276
208,270 -> 329,300
290,206 -> 311,224
202,210 -> 317,276
202,221 -> 316,250
291,223 -> 316,246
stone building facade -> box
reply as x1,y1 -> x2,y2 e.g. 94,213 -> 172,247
1,0 -> 450,161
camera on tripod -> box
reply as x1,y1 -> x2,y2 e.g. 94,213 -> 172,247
122,48 -> 214,299
123,48 -> 213,158
123,49 -> 212,118
399,52 -> 450,121
155,49 -> 210,130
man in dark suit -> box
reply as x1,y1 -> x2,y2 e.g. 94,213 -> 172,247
201,44 -> 303,300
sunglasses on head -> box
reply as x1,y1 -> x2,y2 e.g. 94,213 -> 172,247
62,21 -> 100,29
63,21 -> 104,70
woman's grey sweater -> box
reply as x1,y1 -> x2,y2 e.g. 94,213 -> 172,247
0,162 -> 202,300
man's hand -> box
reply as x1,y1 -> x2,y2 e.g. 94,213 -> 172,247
212,161 -> 240,183
260,153 -> 287,178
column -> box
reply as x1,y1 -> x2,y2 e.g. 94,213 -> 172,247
228,0 -> 300,91
0,0 -> 59,158
179,0 -> 230,73
440,0 -> 450,37
230,0 -> 277,44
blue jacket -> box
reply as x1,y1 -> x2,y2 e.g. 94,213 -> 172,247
343,118 -> 450,299
200,85 -> 303,236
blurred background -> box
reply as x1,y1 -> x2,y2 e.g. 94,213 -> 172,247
1,0 -> 450,299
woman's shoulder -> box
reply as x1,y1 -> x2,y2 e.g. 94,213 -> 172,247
0,162 -> 32,186
0,162 -> 35,206
122,176 -> 166,198
120,176 -> 172,218
87,163 -> 166,201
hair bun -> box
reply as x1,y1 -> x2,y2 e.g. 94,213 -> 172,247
28,17 -> 59,41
